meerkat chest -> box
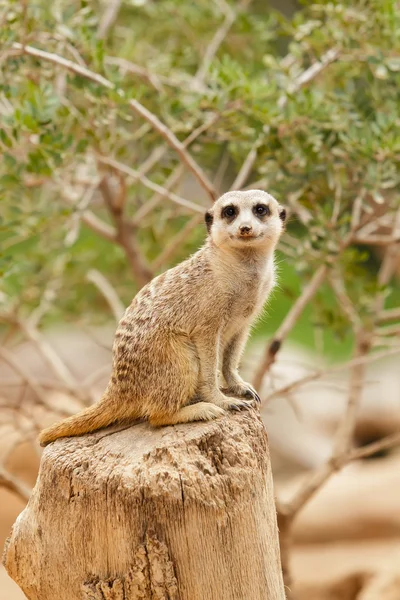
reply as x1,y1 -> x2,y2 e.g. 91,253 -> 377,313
226,269 -> 274,320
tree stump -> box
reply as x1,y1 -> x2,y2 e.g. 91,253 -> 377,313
3,412 -> 285,600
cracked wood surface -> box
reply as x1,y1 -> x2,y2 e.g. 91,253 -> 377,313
3,412 -> 285,600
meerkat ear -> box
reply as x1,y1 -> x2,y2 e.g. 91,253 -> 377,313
279,207 -> 287,222
205,210 -> 213,233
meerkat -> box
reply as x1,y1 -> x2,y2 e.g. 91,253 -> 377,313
39,189 -> 286,446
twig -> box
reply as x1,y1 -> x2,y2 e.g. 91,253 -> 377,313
253,264 -> 328,389
0,377 -> 71,390
231,139 -> 260,190
97,0 -> 122,40
16,318 -> 89,404
134,145 -> 167,177
329,270 -> 362,330
350,191 -> 365,231
0,346 -> 54,409
354,234 -> 400,245
12,43 -> 217,201
152,214 -> 204,271
132,114 -> 220,224
278,237 -> 399,521
192,0 -> 245,90
278,48 -> 340,109
61,191 -> 117,242
105,56 -> 184,91
0,466 -> 31,503
376,324 -> 400,337
27,255 -> 68,329
278,421 -> 400,522
128,98 -> 217,201
98,156 -> 205,214
81,364 -> 111,389
76,209 -> 116,241
262,345 -> 400,404
332,331 -> 370,456
378,307 -> 400,323
278,332 -> 367,520
98,176 -> 153,287
64,182 -> 98,248
349,431 -> 400,462
86,269 -> 125,323
132,164 -> 185,224
12,42 -> 115,88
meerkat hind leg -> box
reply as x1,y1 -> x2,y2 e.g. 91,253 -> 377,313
149,402 -> 225,427
221,330 -> 261,404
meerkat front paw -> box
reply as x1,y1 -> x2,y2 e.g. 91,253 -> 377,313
210,391 -> 253,412
221,383 -> 261,404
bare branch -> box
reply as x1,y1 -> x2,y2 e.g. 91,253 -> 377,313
98,156 -> 205,214
0,466 -> 31,503
329,270 -> 362,330
279,237 -> 400,522
0,346 -> 53,409
128,98 -> 217,201
152,214 -> 204,271
230,139 -> 259,190
97,0 -> 122,40
81,364 -> 111,390
349,431 -> 400,462
192,0 -> 252,90
12,42 -> 115,89
132,113 -> 220,224
378,307 -> 400,323
98,176 -> 153,287
12,43 -> 217,201
61,189 -> 117,242
78,210 -> 117,241
332,331 -> 370,456
278,416 -> 400,521
350,191 -> 364,231
253,264 -> 328,389
263,345 -> 400,404
133,165 -> 185,224
86,269 -> 125,323
278,48 -> 340,109
105,56 -> 185,91
16,318 -> 89,404
27,255 -> 67,329
354,234 -> 400,245
376,323 -> 400,338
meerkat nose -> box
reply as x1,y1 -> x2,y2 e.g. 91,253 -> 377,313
239,225 -> 253,235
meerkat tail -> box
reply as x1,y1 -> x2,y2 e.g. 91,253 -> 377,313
38,397 -> 124,447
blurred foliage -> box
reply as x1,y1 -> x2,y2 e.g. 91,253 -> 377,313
0,0 -> 399,357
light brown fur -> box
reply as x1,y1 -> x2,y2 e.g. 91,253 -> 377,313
39,190 -> 286,446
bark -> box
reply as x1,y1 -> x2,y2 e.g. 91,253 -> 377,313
3,412 -> 285,600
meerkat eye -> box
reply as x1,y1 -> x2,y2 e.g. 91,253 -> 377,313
254,204 -> 270,217
222,205 -> 236,219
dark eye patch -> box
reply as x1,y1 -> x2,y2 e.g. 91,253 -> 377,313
221,204 -> 237,220
253,204 -> 270,218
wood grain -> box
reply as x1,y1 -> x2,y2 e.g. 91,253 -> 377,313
3,412 -> 285,600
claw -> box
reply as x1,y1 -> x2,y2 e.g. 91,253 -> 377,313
229,404 -> 242,412
238,401 -> 252,411
243,387 -> 261,403
221,384 -> 261,404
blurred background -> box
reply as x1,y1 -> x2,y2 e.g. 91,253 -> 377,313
0,0 -> 400,598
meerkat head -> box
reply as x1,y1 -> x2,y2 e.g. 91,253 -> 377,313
205,190 -> 286,252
